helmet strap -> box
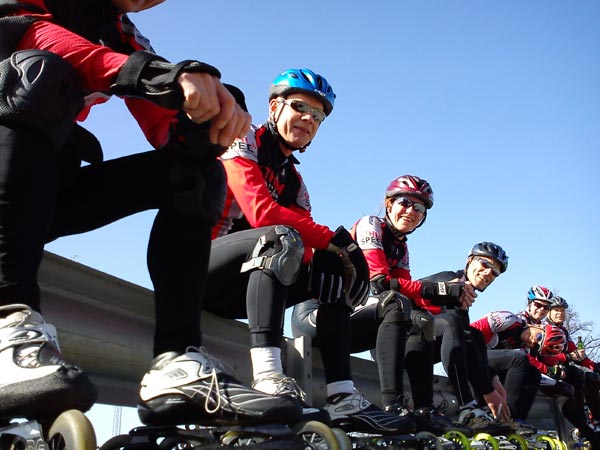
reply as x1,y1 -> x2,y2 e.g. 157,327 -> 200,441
267,106 -> 311,153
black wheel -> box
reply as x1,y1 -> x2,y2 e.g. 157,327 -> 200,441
46,410 -> 96,450
416,431 -> 444,450
220,430 -> 269,446
293,420 -> 340,450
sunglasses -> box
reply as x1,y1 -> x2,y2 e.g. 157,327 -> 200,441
393,196 -> 427,214
279,99 -> 326,123
532,301 -> 550,310
474,257 -> 501,277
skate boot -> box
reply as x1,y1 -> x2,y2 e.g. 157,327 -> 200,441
458,406 -> 513,435
138,346 -> 303,426
509,418 -> 536,436
0,304 -> 97,421
323,390 -> 416,435
412,405 -> 472,436
384,395 -> 412,417
252,373 -> 331,423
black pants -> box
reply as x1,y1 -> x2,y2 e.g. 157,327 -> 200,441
0,124 -> 218,356
204,227 -> 353,384
487,349 -> 541,420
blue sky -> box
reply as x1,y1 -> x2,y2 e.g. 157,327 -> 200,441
44,1 -> 599,443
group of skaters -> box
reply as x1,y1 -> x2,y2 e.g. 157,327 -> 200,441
0,0 -> 598,447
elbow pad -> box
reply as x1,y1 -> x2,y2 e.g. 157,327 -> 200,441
111,51 -> 221,110
420,281 -> 463,306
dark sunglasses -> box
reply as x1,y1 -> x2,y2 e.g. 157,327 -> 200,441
532,301 -> 550,311
279,99 -> 326,123
474,257 -> 501,277
393,196 -> 427,214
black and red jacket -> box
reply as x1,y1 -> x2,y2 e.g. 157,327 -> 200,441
1,0 -> 175,149
213,124 -> 334,262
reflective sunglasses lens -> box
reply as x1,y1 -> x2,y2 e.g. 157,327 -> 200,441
290,100 -> 310,113
413,203 -> 427,214
312,110 -> 326,123
477,258 -> 500,277
534,301 -> 549,310
536,332 -> 544,342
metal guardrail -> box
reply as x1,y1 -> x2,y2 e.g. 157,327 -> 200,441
38,251 -> 567,438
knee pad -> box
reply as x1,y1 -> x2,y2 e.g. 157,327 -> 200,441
169,159 -> 226,224
240,225 -> 304,286
377,290 -> 412,325
410,309 -> 435,342
0,50 -> 84,149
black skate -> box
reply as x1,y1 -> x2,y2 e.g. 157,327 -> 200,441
412,405 -> 472,436
0,304 -> 97,421
138,346 -> 303,426
323,391 -> 416,435
252,373 -> 331,424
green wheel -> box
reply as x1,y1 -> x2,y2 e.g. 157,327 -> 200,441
506,433 -> 529,450
416,431 -> 444,450
473,433 -> 500,450
46,410 -> 97,450
293,420 -> 340,450
535,435 -> 557,450
220,430 -> 268,446
444,430 -> 472,449
331,427 -> 352,450
553,438 -> 567,450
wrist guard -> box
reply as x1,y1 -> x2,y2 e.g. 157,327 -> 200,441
420,281 -> 463,306
111,51 -> 221,110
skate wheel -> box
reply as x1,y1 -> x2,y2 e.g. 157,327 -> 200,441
553,438 -> 567,450
536,435 -> 557,450
444,430 -> 472,449
506,433 -> 528,450
221,430 -> 268,446
331,427 -> 352,450
46,410 -> 97,450
473,433 -> 500,450
292,420 -> 340,450
416,431 -> 444,450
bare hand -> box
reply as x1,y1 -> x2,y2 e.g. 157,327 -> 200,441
459,281 -> 477,310
483,389 -> 511,422
178,72 -> 251,147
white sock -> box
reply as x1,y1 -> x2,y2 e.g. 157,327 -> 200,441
327,380 -> 355,398
250,346 -> 283,380
460,400 -> 477,411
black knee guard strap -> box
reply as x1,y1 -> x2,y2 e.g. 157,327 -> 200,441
377,290 -> 412,325
241,226 -> 304,286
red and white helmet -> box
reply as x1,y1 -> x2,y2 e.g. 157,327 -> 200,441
385,175 -> 434,209
538,324 -> 567,356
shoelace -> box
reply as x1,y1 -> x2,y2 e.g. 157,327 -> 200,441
273,376 -> 307,402
186,346 -> 222,414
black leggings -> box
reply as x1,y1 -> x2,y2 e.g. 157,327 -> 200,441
487,349 -> 541,420
0,125 -> 218,357
433,312 -> 496,405
204,228 -> 353,384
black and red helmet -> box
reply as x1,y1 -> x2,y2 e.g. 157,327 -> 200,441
538,324 -> 567,356
385,175 -> 434,209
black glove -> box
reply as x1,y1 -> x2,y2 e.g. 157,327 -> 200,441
594,362 -> 600,374
326,226 -> 369,307
420,281 -> 464,306
546,365 -> 565,380
309,249 -> 345,305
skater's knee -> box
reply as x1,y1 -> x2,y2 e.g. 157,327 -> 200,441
241,225 -> 304,286
376,290 -> 412,326
291,300 -> 318,339
409,309 -> 435,343
169,158 -> 226,224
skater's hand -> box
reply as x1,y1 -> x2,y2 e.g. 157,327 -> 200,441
458,281 -> 477,310
484,390 -> 511,422
179,72 -> 251,147
569,349 -> 586,362
492,376 -> 508,402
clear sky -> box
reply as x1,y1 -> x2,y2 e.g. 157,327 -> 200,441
44,1 -> 599,444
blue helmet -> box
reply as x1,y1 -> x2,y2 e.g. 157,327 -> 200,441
269,68 -> 336,116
